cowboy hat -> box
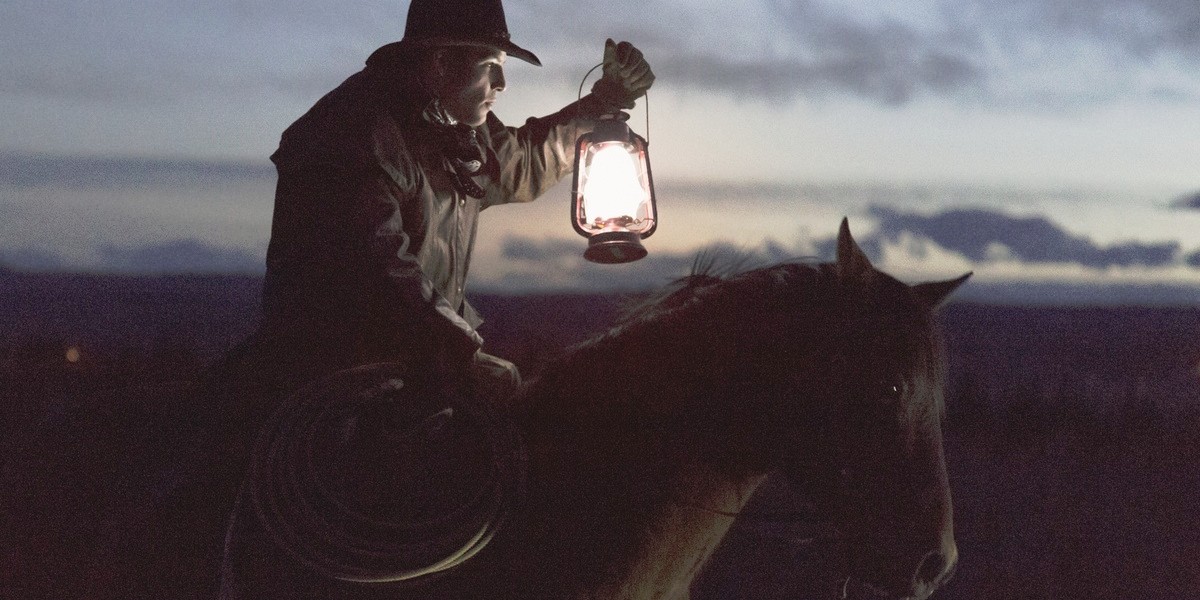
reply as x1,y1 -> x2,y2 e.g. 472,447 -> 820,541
369,0 -> 541,67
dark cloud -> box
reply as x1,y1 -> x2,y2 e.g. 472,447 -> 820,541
760,1 -> 985,104
868,205 -> 1181,268
4,0 -> 1197,110
0,247 -> 67,272
501,237 -> 582,262
644,1 -> 987,105
0,0 -> 381,103
511,1 -> 990,105
99,239 -> 264,274
937,0 -> 1200,105
1187,250 -> 1200,268
659,0 -> 1200,106
496,203 -> 1195,295
984,0 -> 1200,59
1171,191 -> 1200,210
0,153 -> 273,189
659,51 -> 983,106
496,235 -> 800,292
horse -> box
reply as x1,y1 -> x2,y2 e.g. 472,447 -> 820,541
217,219 -> 968,600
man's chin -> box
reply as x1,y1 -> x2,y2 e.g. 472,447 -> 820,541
465,112 -> 488,127
444,107 -> 487,127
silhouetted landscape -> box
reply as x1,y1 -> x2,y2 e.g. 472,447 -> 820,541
2,270 -> 1199,599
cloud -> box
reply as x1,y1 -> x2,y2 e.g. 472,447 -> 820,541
0,153 -> 273,189
754,1 -> 985,104
938,0 -> 1200,107
614,0 -> 1200,107
658,51 -> 983,106
0,247 -> 68,272
501,237 -> 582,262
492,235 -> 799,292
524,0 -> 991,105
487,202 -> 1198,295
981,0 -> 1200,60
1172,191 -> 1200,210
0,0 -> 389,103
98,239 -> 264,274
4,0 -> 1198,112
867,205 -> 1181,268
1187,250 -> 1200,268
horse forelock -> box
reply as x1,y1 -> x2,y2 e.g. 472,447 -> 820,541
807,259 -> 949,434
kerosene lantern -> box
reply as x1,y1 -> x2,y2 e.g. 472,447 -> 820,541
570,112 -> 658,264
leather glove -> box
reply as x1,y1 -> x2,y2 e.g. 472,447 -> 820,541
591,38 -> 655,110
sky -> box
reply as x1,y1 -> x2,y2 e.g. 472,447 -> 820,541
2,0 -> 1199,303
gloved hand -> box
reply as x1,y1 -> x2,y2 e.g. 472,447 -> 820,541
591,38 -> 655,110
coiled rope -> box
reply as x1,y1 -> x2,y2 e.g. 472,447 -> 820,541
246,362 -> 525,583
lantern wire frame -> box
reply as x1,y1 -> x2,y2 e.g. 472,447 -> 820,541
571,62 -> 657,264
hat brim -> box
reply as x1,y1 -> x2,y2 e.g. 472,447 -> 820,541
372,37 -> 541,67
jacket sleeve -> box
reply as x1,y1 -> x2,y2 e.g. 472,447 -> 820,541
366,170 -> 485,363
477,94 -> 615,209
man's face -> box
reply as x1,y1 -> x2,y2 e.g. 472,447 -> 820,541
438,48 -> 507,127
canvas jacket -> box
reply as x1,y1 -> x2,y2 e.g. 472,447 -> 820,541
258,64 -> 601,379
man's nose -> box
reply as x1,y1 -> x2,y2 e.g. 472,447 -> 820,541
492,67 -> 505,91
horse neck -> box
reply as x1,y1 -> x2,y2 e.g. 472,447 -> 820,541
512,410 -> 770,599
517,267 -> 837,453
520,284 -> 768,425
589,464 -> 770,600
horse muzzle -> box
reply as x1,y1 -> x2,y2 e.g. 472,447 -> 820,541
844,540 -> 958,600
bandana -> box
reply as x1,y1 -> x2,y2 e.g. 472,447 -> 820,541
421,99 -> 488,199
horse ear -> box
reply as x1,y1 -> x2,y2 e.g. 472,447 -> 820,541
911,272 -> 972,309
836,218 -> 875,285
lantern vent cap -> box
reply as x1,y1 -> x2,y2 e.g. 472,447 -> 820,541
583,231 -> 647,264
592,112 -> 633,143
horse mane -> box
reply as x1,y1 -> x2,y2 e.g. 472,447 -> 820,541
518,258 -> 830,430
617,250 -> 822,325
619,250 -> 820,320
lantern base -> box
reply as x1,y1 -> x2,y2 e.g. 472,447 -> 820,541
584,231 -> 647,264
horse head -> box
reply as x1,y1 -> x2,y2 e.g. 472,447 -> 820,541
779,219 -> 967,599
608,219 -> 966,598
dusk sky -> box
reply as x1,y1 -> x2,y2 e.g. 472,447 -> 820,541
2,0 -> 1199,302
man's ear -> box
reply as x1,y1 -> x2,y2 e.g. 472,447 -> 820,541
413,48 -> 449,96
430,48 -> 448,80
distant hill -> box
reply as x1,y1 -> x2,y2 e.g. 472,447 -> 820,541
0,271 -> 264,356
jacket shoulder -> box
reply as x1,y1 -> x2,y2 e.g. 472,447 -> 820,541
272,70 -> 385,168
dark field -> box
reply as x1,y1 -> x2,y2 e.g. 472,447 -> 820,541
2,272 -> 1199,599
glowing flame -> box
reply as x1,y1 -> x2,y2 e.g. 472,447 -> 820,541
581,142 -> 648,228
65,346 -> 81,363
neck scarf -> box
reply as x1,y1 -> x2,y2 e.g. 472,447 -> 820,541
421,99 -> 488,199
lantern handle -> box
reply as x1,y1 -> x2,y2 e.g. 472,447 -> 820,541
577,62 -> 651,144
